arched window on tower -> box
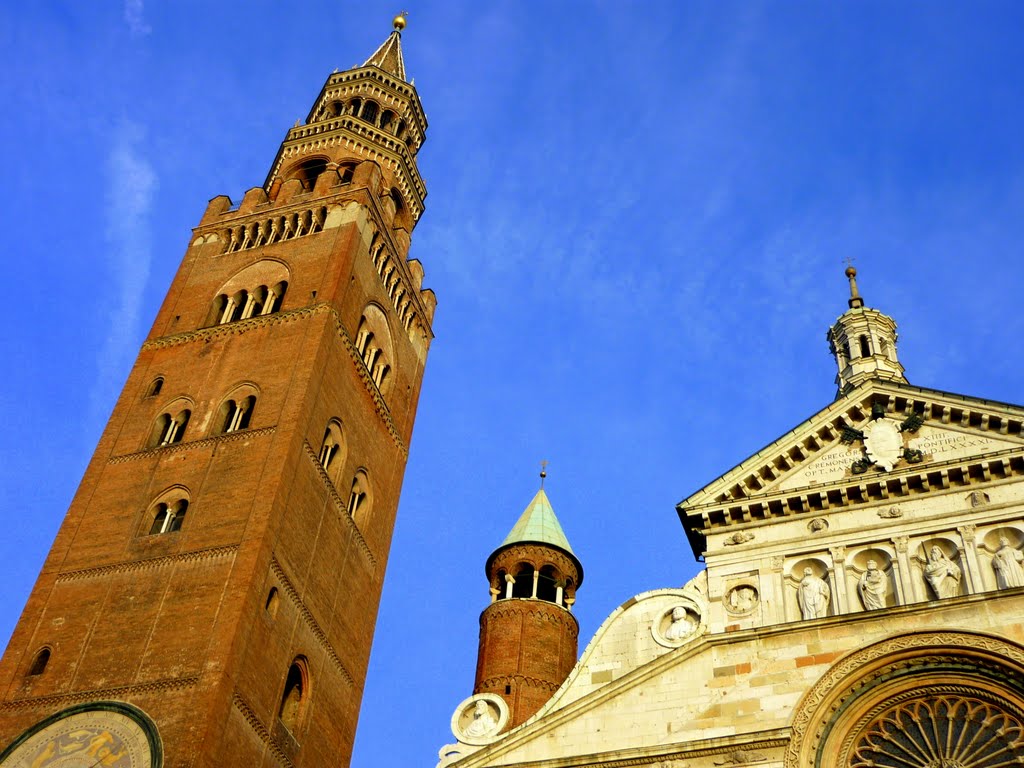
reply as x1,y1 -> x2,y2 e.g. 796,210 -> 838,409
859,334 -> 872,357
354,309 -> 393,392
512,564 -> 535,598
349,97 -> 362,117
149,498 -> 189,535
207,261 -> 291,328
149,407 -> 191,448
28,648 -> 50,676
379,109 -> 395,132
219,395 -> 256,434
278,658 -> 309,734
146,377 -> 164,398
339,163 -> 356,185
346,469 -> 370,521
360,100 -> 379,125
318,419 -> 346,485
537,565 -> 559,602
290,157 -> 329,192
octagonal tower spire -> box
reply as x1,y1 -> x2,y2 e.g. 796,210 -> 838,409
827,267 -> 907,397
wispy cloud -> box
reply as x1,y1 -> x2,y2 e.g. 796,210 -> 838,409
91,121 -> 157,426
124,0 -> 151,38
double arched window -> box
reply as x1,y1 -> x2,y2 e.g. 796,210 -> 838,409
149,403 -> 192,448
219,394 -> 256,434
147,490 -> 190,536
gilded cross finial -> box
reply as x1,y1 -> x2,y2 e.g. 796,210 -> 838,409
393,11 -> 409,31
539,460 -> 548,488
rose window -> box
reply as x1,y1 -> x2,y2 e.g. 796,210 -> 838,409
851,695 -> 1024,768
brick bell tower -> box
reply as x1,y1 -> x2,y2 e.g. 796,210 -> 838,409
0,14 -> 433,768
474,475 -> 583,729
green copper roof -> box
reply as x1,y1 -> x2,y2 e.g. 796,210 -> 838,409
499,489 -> 576,555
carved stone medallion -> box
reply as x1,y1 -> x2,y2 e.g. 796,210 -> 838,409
863,418 -> 903,471
653,603 -> 702,648
725,585 -> 759,615
450,693 -> 509,746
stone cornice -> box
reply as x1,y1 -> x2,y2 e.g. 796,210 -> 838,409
0,676 -> 199,712
54,545 -> 238,583
141,304 -> 324,350
302,442 -> 377,568
232,691 -> 295,768
107,427 -> 277,465
692,447 -> 1024,534
270,558 -> 355,688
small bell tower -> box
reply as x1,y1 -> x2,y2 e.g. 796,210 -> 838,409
827,266 -> 907,397
474,471 -> 583,729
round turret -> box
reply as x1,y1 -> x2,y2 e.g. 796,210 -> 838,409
473,486 -> 583,729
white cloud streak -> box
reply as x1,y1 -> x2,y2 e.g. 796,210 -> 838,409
91,121 -> 157,425
124,0 -> 151,38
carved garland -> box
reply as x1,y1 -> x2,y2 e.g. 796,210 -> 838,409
108,426 -> 277,465
476,674 -> 559,693
231,692 -> 295,768
301,441 -> 376,567
0,676 -> 199,712
54,545 -> 238,583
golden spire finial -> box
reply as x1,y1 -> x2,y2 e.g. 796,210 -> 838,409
539,460 -> 549,489
393,11 -> 408,31
844,258 -> 864,309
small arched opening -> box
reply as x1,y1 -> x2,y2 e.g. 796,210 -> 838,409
149,498 -> 189,535
265,587 -> 280,618
28,648 -> 50,677
537,565 -> 559,603
859,334 -> 871,357
290,157 -> 329,192
512,564 -> 535,598
279,658 -> 309,733
360,100 -> 379,125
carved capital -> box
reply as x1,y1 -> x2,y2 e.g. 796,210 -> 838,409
893,535 -> 909,554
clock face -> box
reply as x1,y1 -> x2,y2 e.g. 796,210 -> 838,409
0,705 -> 157,768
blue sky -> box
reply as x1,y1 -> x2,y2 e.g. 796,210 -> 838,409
1,2 -> 1023,765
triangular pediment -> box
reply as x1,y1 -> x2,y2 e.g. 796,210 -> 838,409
682,381 -> 1024,508
676,381 -> 1024,554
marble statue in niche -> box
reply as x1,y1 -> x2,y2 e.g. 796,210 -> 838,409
992,536 -> 1024,589
797,567 -> 830,620
922,546 -> 961,599
858,559 -> 887,610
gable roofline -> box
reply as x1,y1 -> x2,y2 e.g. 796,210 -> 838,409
675,379 -> 1024,559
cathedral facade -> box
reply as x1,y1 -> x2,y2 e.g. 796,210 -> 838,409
0,17 -> 432,768
440,270 -> 1024,767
